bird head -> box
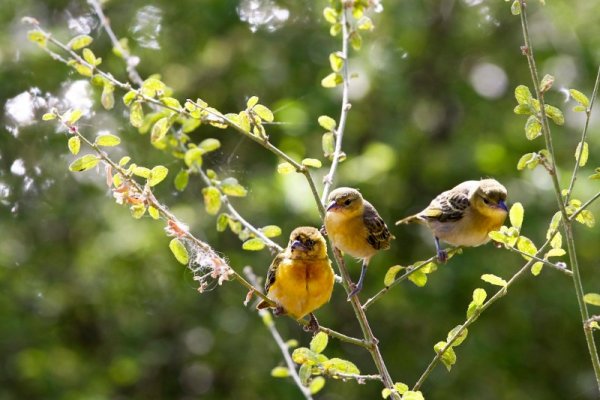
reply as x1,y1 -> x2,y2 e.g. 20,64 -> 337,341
288,226 -> 328,260
326,187 -> 364,217
471,179 -> 508,217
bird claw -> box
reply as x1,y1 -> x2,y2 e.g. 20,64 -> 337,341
273,305 -> 285,317
303,313 -> 320,333
347,282 -> 362,300
319,225 -> 327,236
437,249 -> 448,263
492,240 -> 503,249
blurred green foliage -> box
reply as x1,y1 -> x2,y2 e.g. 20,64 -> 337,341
1,0 -> 600,399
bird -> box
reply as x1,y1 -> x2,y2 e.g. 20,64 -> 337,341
396,178 -> 508,262
324,187 -> 394,299
257,226 -> 334,332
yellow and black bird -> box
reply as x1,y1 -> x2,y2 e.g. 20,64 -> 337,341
257,226 -> 334,331
324,187 -> 394,299
396,178 -> 508,262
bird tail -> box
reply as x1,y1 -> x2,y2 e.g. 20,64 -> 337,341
395,214 -> 421,225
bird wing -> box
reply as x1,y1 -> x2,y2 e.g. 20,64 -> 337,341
264,253 -> 285,294
422,187 -> 470,222
363,201 -> 394,250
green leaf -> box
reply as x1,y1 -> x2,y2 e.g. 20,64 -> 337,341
118,156 -> 131,166
394,382 -> 409,395
221,177 -> 248,197
447,325 -> 468,347
261,225 -> 282,238
129,101 -> 144,128
357,16 -> 374,31
216,213 -> 230,232
434,341 -> 457,371
472,288 -> 487,306
545,104 -> 565,125
133,166 -> 151,178
123,90 -> 137,106
174,169 -> 189,191
488,230 -> 507,244
509,202 -> 524,230
238,111 -> 251,133
382,388 -> 392,399
66,109 -> 83,125
69,154 -> 99,172
408,270 -> 427,287
321,72 -> 343,88
531,261 -> 543,276
481,274 -> 507,287
573,105 -> 587,113
570,89 -> 590,107
141,78 -> 166,97
130,204 -> 146,219
42,112 -> 56,121
299,363 -> 311,386
513,104 -> 532,115
202,187 -> 221,215
302,158 -> 322,168
70,61 -> 93,77
270,366 -> 289,378
147,206 -> 159,220
517,236 -> 538,260
82,48 -> 97,65
525,115 -> 542,140
575,142 -> 589,167
515,85 -> 533,105
310,332 -> 329,354
101,83 -> 115,110
330,23 -> 342,36
466,302 -> 479,319
291,347 -> 320,365
199,138 -> 221,153
322,132 -> 335,158
322,358 -> 360,375
517,153 -> 537,170
309,376 -> 325,394
68,136 -> 80,155
384,265 -> 404,287
184,148 -> 203,168
246,96 -> 259,108
148,166 -> 168,187
402,391 -> 425,400
318,115 -> 337,131
329,52 -> 344,72
546,248 -> 566,258
539,74 -> 554,92
277,162 -> 296,175
67,34 -> 93,50
253,104 -> 274,122
550,231 -> 562,250
511,0 -> 521,15
242,238 -> 265,251
547,211 -> 562,239
323,7 -> 338,24
160,96 -> 181,110
169,239 -> 189,265
349,31 -> 362,50
27,30 -> 47,47
584,293 -> 600,306
151,117 -> 170,143
575,210 -> 595,228
95,134 -> 121,147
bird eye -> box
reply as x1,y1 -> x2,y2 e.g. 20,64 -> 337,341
482,197 -> 491,205
344,199 -> 351,206
306,239 -> 314,247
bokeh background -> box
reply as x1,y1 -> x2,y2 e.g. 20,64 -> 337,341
2,0 -> 600,399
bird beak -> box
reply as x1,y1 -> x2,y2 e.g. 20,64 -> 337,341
498,200 -> 508,212
326,201 -> 339,212
291,240 -> 307,252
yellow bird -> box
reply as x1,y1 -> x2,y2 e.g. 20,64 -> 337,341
257,226 -> 334,331
324,187 -> 394,299
396,178 -> 508,262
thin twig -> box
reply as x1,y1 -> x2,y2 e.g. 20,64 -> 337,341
87,0 -> 144,86
320,6 -> 352,205
506,245 -> 572,276
565,65 -> 600,203
244,267 -> 314,400
570,191 -> 600,222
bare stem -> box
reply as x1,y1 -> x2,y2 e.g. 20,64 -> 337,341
321,7 -> 351,205
519,1 -> 600,390
87,0 -> 144,86
506,246 -> 572,276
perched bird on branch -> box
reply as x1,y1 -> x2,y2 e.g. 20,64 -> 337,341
396,178 -> 508,262
257,226 -> 334,332
324,187 -> 394,299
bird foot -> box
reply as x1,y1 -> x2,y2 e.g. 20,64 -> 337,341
492,240 -> 503,249
347,282 -> 362,300
319,225 -> 327,236
436,249 -> 448,263
303,313 -> 320,333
